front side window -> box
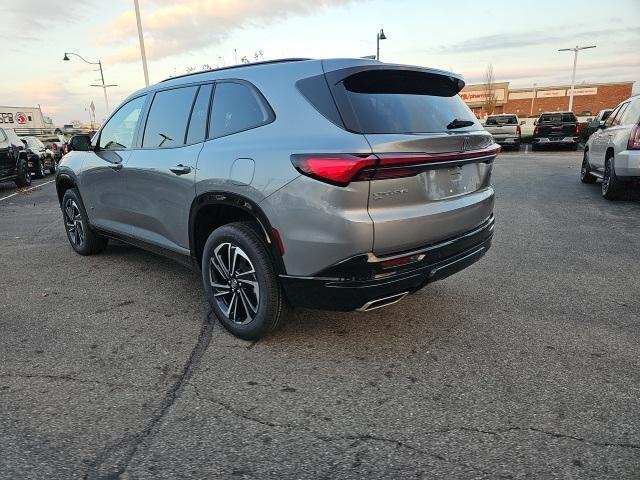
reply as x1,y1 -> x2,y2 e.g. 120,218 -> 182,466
143,86 -> 198,148
100,96 -> 146,150
209,82 -> 273,139
604,105 -> 622,128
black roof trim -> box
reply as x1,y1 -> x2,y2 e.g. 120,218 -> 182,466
160,58 -> 311,83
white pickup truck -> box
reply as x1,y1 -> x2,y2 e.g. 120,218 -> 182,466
483,114 -> 523,150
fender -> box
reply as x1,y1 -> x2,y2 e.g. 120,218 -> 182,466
189,191 -> 287,275
55,171 -> 80,205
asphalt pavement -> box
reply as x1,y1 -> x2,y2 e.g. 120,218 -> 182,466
1,150 -> 639,479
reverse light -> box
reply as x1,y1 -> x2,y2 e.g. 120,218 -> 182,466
576,123 -> 581,134
516,125 -> 521,136
534,126 -> 540,136
628,124 -> 640,150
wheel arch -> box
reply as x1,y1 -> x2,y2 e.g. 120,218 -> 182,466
189,192 -> 286,275
55,173 -> 78,205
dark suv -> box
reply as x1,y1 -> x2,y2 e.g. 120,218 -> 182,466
532,111 -> 580,150
0,127 -> 31,187
56,58 -> 498,339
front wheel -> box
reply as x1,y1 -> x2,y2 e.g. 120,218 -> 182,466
34,157 -> 46,179
61,188 -> 108,255
202,222 -> 285,340
14,158 -> 32,187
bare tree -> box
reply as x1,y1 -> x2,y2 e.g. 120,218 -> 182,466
482,64 -> 497,116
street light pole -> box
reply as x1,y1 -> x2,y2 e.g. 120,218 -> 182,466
376,28 -> 387,61
530,82 -> 537,117
133,0 -> 150,87
558,45 -> 596,111
63,52 -> 117,116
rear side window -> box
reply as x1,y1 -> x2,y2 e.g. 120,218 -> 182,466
620,100 -> 640,125
143,86 -> 198,148
612,102 -> 630,126
331,69 -> 479,134
209,82 -> 274,139
539,113 -> 577,123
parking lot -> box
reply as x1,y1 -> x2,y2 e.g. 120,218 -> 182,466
1,150 -> 639,479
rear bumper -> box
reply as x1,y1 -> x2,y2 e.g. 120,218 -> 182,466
532,137 -> 579,144
493,136 -> 520,145
280,215 -> 494,311
615,150 -> 640,178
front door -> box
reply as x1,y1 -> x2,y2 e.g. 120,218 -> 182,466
81,95 -> 147,233
122,84 -> 212,253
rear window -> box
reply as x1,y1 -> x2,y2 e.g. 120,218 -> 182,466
486,116 -> 517,125
332,69 -> 479,134
539,113 -> 577,123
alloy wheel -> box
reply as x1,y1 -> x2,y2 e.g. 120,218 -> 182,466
209,242 -> 260,325
64,198 -> 85,246
581,155 -> 588,179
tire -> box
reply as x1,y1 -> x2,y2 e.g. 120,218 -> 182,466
49,160 -> 57,174
580,149 -> 597,184
570,144 -> 578,151
602,157 -> 624,200
61,188 -> 108,255
531,144 -> 538,151
14,158 -> 32,187
202,222 -> 285,340
34,157 -> 46,179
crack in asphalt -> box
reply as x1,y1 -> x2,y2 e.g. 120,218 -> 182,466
191,389 -> 503,478
84,309 -> 216,480
0,373 -> 144,390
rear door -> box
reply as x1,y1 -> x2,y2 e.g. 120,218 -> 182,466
324,64 -> 497,254
0,129 -> 11,179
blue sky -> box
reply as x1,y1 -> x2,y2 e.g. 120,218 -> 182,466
5,0 -> 639,124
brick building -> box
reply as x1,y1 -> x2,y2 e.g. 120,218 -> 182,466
461,81 -> 634,118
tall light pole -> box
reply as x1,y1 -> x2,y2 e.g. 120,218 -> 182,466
530,82 -> 537,117
558,45 -> 596,112
63,52 -> 117,116
376,28 -> 387,61
133,0 -> 150,86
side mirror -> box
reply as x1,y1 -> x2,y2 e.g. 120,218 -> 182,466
520,121 -> 525,125
68,136 -> 91,152
588,120 -> 601,129
533,120 -> 538,126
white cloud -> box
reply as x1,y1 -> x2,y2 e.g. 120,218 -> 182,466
95,0 -> 359,63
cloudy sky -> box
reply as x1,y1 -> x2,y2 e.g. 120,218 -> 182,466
5,0 -> 639,124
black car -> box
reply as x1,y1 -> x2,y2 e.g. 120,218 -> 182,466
0,127 -> 31,187
532,111 -> 581,150
21,136 -> 56,178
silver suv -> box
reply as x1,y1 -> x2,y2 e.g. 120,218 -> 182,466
56,58 -> 498,339
582,94 -> 640,199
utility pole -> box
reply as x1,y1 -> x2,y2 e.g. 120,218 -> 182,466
530,83 -> 537,117
63,52 -> 117,116
558,45 -> 596,111
133,0 -> 150,86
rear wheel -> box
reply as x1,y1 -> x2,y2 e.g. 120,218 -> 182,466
531,143 -> 539,151
14,158 -> 32,187
61,189 -> 108,255
33,157 -> 46,178
202,222 -> 285,340
570,143 -> 579,151
49,160 -> 56,174
602,157 -> 624,200
580,150 -> 596,184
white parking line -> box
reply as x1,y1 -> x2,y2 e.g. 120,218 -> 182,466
524,145 -> 528,155
0,179 -> 55,202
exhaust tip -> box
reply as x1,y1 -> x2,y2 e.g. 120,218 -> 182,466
357,291 -> 409,312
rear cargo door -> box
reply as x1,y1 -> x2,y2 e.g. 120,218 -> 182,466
323,64 -> 498,254
538,113 -> 577,139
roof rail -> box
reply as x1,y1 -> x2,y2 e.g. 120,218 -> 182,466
160,58 -> 311,83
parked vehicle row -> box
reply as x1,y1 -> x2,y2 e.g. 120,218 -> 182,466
56,58 -> 498,340
582,94 -> 640,200
0,127 -> 31,187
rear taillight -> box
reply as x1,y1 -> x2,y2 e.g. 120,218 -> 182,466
534,126 -> 540,135
576,123 -> 581,134
63,144 -> 69,154
516,125 -> 521,136
628,124 -> 640,150
52,143 -> 58,152
290,154 -> 377,186
291,145 -> 501,186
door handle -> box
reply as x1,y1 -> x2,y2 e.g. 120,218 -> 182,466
109,163 -> 123,171
170,164 -> 191,175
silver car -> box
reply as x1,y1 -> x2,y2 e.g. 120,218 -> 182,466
582,94 -> 640,199
56,58 -> 498,339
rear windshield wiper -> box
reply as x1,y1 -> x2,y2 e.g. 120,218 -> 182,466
447,118 -> 475,129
